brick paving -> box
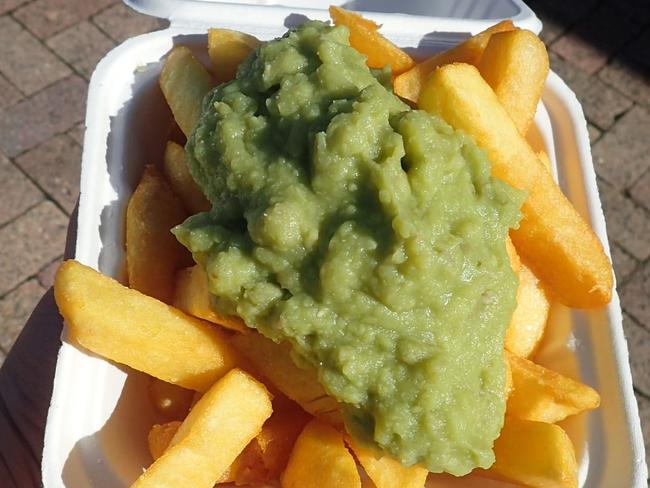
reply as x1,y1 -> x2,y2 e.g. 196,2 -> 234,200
0,0 -> 648,479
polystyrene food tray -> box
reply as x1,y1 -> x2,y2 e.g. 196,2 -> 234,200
42,2 -> 647,487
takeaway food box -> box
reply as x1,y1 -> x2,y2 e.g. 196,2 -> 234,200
42,0 -> 647,486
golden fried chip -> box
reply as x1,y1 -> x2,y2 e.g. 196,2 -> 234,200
133,369 -> 272,488
54,260 -> 241,392
506,352 -> 600,423
208,28 -> 261,84
394,20 -> 515,103
282,419 -> 361,488
160,46 -> 213,137
419,63 -> 613,308
126,165 -> 189,303
163,141 -> 211,215
478,29 -> 549,135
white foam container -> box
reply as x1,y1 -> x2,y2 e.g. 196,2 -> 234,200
42,1 -> 647,486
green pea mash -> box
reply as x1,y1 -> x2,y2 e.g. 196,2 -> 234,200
174,20 -> 524,475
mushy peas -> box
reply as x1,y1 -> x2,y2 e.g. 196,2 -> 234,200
174,21 -> 524,475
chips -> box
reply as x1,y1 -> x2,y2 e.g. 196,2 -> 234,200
52,11 -> 611,488
419,63 -> 613,308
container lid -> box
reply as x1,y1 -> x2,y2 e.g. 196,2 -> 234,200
124,0 -> 541,35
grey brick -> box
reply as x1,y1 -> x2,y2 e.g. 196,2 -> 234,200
622,313 -> 650,398
93,3 -> 165,44
599,59 -> 650,108
621,261 -> 650,328
37,257 -> 62,289
611,243 -> 638,285
0,73 -> 22,110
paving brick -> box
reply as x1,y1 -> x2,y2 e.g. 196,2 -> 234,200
622,313 -> 650,398
0,0 -> 28,15
598,178 -> 650,261
636,393 -> 650,477
599,59 -> 650,108
37,257 -> 62,288
621,261 -> 650,327
611,243 -> 638,285
0,73 -> 23,110
0,347 -> 5,368
587,123 -> 601,144
604,0 -> 650,23
67,122 -> 85,146
630,169 -> 650,213
551,5 -> 641,76
0,201 -> 67,296
535,10 -> 565,45
13,0 -> 114,39
0,152 -> 43,227
46,20 -> 114,80
550,53 -> 633,130
593,106 -> 650,189
14,134 -> 81,214
93,2 -> 165,44
0,75 -> 86,157
0,16 -> 71,96
625,28 -> 650,71
0,279 -> 46,353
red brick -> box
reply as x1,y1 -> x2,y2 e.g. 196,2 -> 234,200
0,279 -> 46,353
622,313 -> 650,398
37,257 -> 62,288
0,73 -> 22,110
0,0 -> 28,15
0,75 -> 87,157
550,53 -> 633,130
0,151 -> 43,227
551,6 -> 641,76
593,106 -> 650,190
611,243 -> 638,285
0,201 -> 67,296
636,393 -> 650,475
630,169 -> 650,213
599,59 -> 650,109
46,20 -> 114,80
13,0 -> 115,39
15,134 -> 81,214
598,178 -> 650,261
0,16 -> 71,96
67,122 -> 85,146
93,2 -> 165,44
621,261 -> 650,328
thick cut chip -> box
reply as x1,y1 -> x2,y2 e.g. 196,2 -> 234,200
506,235 -> 520,273
207,28 -> 261,84
148,421 -> 181,460
163,141 -> 211,215
505,263 -> 550,358
282,419 -> 361,488
132,369 -> 272,488
148,378 -> 194,420
231,332 -> 341,425
173,265 -> 247,333
537,150 -> 552,172
478,29 -> 549,135
346,437 -> 429,488
329,6 -> 414,75
506,352 -> 600,423
160,46 -> 213,137
419,63 -> 613,308
126,165 -> 189,303
394,20 -> 515,103
485,417 -> 578,488
54,260 -> 241,392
